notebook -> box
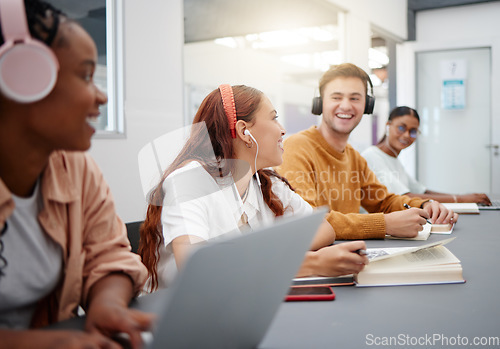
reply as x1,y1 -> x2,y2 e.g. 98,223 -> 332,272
48,208 -> 326,349
442,202 -> 480,214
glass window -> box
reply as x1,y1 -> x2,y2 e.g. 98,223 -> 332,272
47,0 -> 124,136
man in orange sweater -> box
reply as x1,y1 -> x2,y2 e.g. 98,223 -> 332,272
277,63 -> 457,240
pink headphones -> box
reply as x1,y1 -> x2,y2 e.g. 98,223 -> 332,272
0,0 -> 59,103
218,84 -> 237,138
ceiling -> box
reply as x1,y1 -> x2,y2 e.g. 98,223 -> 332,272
184,0 -> 341,44
184,0 -> 500,43
408,0 -> 497,11
407,0 -> 500,40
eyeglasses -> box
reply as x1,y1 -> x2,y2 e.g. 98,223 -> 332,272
394,124 -> 420,139
0,222 -> 7,278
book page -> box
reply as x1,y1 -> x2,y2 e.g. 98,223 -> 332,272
355,245 -> 464,286
366,245 -> 460,271
366,237 -> 455,262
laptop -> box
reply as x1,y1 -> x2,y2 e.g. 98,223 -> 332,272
478,199 -> 500,210
48,208 -> 326,349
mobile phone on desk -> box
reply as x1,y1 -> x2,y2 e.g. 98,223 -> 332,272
285,285 -> 336,301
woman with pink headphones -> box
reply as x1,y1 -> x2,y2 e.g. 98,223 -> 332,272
0,0 -> 153,347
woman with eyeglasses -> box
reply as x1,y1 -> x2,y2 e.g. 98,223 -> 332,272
362,106 -> 491,205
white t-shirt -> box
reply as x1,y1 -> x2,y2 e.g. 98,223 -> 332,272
0,181 -> 63,329
361,146 -> 426,195
155,161 -> 312,289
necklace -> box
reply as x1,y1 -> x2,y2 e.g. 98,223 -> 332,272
240,186 -> 249,203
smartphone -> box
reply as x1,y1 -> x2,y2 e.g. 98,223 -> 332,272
285,285 -> 336,301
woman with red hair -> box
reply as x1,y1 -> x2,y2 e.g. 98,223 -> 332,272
139,85 -> 368,291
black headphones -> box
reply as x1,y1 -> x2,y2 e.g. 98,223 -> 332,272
311,75 -> 375,116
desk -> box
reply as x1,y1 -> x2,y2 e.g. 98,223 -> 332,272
48,211 -> 500,348
260,210 -> 500,348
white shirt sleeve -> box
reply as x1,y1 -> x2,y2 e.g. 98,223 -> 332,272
161,162 -> 219,246
271,176 -> 313,217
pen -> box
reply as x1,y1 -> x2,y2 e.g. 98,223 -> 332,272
403,203 -> 432,224
354,249 -> 367,256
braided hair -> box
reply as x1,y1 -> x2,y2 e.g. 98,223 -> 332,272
0,0 -> 64,47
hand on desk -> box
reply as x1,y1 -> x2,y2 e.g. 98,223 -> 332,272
457,193 -> 491,205
86,302 -> 154,349
385,209 -> 429,238
422,200 -> 458,224
298,241 -> 368,277
85,274 -> 156,349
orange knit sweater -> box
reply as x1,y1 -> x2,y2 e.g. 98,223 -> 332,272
276,126 -> 426,240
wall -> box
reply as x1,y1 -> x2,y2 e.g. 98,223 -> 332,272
328,0 -> 407,41
184,0 -> 407,152
88,0 -> 184,222
183,42 -> 318,132
326,0 -> 407,153
416,2 -> 500,43
397,2 -> 500,189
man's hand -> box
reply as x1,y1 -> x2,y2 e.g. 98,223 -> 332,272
422,200 -> 458,224
384,208 -> 428,238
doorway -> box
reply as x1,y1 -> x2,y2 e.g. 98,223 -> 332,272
416,47 -> 493,193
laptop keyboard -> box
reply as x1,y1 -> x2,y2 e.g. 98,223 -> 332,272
478,200 -> 500,209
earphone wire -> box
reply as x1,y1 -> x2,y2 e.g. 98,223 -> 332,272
245,130 -> 262,188
253,139 -> 261,188
246,130 -> 272,225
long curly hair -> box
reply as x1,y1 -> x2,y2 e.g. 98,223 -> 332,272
139,85 -> 293,291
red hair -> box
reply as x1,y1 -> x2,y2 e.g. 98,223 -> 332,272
139,85 -> 293,291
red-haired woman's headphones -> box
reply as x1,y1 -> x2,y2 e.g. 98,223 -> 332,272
0,0 -> 59,103
311,76 -> 375,116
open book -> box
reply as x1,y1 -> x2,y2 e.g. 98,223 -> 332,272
354,238 -> 464,287
292,238 -> 458,286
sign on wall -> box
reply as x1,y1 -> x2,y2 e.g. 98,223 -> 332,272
440,59 -> 467,110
